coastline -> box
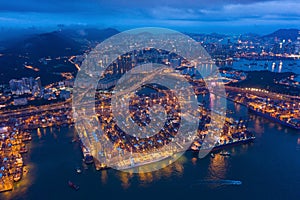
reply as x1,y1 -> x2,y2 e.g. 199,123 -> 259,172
248,108 -> 300,130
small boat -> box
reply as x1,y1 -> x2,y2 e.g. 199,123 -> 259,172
210,153 -> 215,158
220,151 -> 231,156
191,179 -> 242,187
76,167 -> 82,174
68,181 -> 79,191
71,138 -> 77,143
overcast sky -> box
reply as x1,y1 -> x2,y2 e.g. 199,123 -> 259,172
0,0 -> 299,33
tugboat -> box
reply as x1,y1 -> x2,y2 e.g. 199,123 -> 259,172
68,181 -> 80,191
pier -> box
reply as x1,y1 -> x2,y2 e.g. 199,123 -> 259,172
0,127 -> 31,193
0,177 -> 13,193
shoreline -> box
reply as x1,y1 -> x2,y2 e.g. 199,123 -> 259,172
248,108 -> 300,130
94,135 -> 256,171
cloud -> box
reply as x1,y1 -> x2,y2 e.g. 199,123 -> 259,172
0,0 -> 287,13
0,0 -> 102,13
146,1 -> 300,21
0,0 -> 299,32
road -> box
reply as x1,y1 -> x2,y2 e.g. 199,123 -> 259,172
0,99 -> 72,120
225,86 -> 300,101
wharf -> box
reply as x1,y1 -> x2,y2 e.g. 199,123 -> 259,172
0,178 -> 13,193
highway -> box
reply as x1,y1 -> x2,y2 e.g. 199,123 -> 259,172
225,86 -> 300,101
0,99 -> 72,120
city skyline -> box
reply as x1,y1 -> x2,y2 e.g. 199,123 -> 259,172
1,1 -> 300,199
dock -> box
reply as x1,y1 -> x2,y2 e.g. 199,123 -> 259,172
0,177 -> 14,193
0,127 -> 31,193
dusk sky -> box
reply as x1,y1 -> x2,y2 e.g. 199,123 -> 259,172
0,0 -> 299,33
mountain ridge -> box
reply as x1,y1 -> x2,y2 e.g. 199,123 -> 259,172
262,28 -> 299,41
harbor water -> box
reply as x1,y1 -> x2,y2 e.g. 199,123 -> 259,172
1,100 -> 300,200
225,58 -> 300,81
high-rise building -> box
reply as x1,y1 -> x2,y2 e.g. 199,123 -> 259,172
9,79 -> 24,95
9,79 -> 18,92
35,77 -> 42,90
9,77 -> 42,95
